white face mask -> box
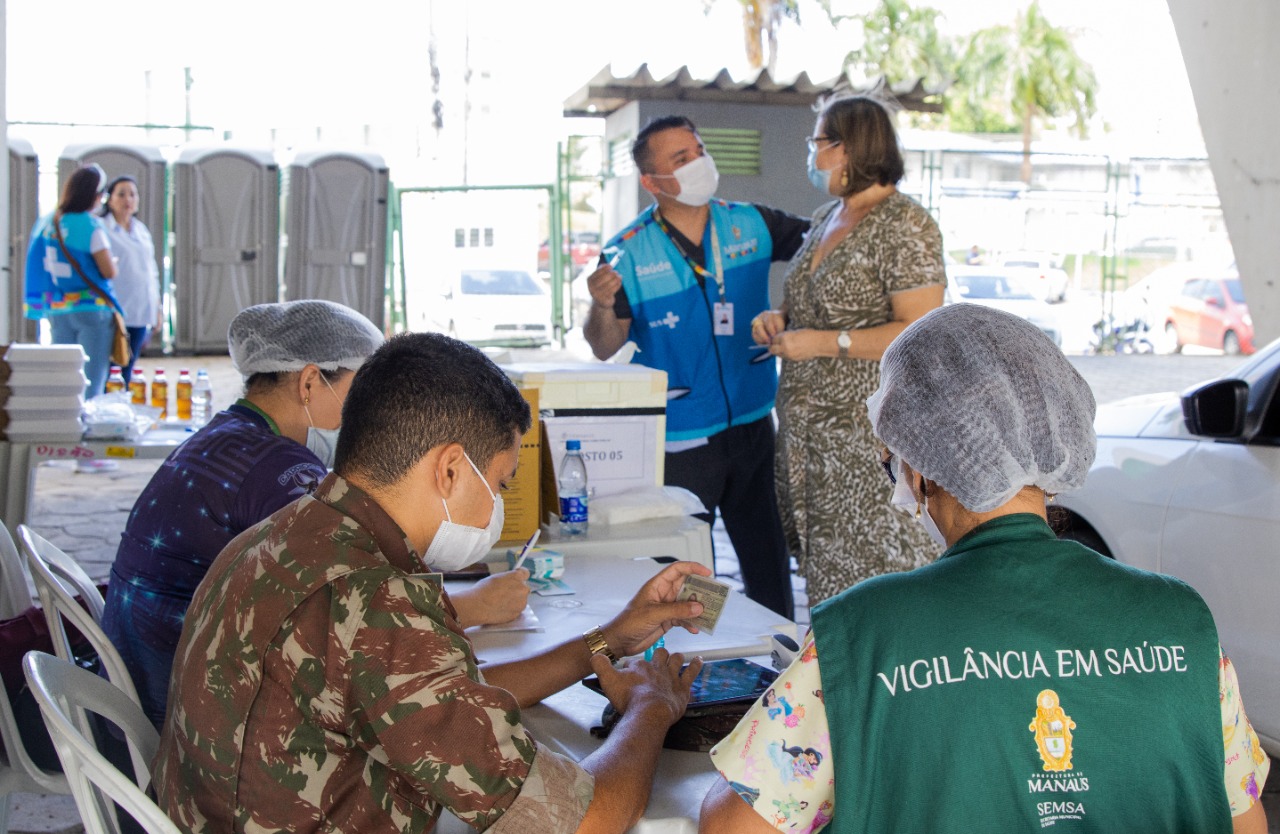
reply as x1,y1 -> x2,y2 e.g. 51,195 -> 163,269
655,154 -> 720,207
423,452 -> 505,572
888,456 -> 946,548
303,375 -> 342,470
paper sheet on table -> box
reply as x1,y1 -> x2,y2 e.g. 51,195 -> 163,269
467,605 -> 542,634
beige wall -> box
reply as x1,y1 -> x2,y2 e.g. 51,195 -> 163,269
1168,0 -> 1280,346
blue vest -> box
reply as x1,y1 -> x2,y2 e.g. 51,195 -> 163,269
24,212 -> 117,318
609,201 -> 775,440
811,515 -> 1230,834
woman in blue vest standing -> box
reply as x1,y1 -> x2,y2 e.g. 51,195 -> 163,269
705,304 -> 1269,833
24,164 -> 119,397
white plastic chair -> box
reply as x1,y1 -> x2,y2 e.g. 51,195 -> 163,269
0,524 -> 33,621
16,526 -> 140,708
23,652 -> 179,834
0,524 -> 70,834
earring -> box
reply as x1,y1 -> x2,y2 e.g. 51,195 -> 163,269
841,171 -> 849,187
915,501 -> 922,519
303,396 -> 310,406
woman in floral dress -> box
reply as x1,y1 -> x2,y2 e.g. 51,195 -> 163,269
751,96 -> 945,603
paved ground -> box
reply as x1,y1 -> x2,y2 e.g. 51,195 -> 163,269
8,350 -> 1277,832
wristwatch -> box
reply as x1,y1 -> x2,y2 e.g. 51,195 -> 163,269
837,330 -> 851,358
583,625 -> 618,663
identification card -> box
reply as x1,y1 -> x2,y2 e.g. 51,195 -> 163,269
713,301 -> 734,336
678,574 -> 731,635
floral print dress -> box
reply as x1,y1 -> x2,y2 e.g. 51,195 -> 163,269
776,191 -> 946,603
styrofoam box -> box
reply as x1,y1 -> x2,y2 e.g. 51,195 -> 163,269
3,343 -> 87,368
5,370 -> 89,395
6,394 -> 84,421
5,418 -> 83,442
502,363 -> 668,498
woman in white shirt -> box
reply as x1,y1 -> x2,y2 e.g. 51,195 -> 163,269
100,175 -> 160,380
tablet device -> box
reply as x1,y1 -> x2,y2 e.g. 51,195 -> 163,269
582,658 -> 778,708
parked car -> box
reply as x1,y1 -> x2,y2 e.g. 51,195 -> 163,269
537,231 -> 601,273
422,268 -> 551,346
995,251 -> 1069,303
945,265 -> 1063,347
1164,274 -> 1254,355
1055,340 -> 1280,755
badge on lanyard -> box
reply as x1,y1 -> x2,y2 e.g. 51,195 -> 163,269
713,301 -> 734,336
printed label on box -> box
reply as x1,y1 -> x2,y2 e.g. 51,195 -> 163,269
544,414 -> 662,498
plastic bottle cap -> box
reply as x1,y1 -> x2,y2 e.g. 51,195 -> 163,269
566,439 -> 581,450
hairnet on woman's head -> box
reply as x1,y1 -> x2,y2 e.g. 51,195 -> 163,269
866,304 -> 1096,513
228,300 -> 384,378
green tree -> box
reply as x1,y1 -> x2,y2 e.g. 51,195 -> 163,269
829,0 -> 953,90
703,0 -> 801,75
953,1 -> 1098,184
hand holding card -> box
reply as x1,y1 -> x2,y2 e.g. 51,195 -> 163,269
677,574 -> 731,635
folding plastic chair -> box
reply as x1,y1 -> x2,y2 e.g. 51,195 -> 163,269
0,524 -> 70,834
16,526 -> 140,708
23,652 -> 179,834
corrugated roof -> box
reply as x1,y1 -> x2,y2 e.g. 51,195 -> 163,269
564,64 -> 944,116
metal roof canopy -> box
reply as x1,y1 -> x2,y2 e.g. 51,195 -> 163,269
564,64 -> 943,117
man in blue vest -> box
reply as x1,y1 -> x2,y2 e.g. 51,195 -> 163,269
584,116 -> 809,619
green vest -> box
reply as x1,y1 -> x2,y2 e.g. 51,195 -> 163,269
811,514 -> 1230,833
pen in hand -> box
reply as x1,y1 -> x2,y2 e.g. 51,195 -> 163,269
512,529 -> 541,573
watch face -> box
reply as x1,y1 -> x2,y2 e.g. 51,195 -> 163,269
838,332 -> 851,348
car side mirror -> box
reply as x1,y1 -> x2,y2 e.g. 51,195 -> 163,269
1205,296 -> 1221,308
1181,378 -> 1248,438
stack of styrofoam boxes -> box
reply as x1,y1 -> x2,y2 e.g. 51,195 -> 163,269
502,363 -> 668,511
1,344 -> 88,442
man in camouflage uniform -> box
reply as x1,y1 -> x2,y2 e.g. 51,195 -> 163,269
154,332 -> 711,834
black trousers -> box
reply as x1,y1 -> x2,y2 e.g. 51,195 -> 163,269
664,416 -> 795,620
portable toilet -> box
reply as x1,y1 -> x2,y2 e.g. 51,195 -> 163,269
8,138 -> 39,343
283,150 -> 390,331
171,146 -> 280,353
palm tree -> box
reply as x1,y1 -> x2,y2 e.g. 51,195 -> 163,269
956,1 -> 1098,184
845,0 -> 953,89
704,0 -> 801,75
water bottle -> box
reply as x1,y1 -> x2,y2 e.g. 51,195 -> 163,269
558,439 -> 589,535
176,369 -> 193,421
191,369 -> 214,427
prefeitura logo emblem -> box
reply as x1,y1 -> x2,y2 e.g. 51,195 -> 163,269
1029,689 -> 1076,771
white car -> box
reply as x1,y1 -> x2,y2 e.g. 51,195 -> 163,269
420,268 -> 552,346
996,252 -> 1069,303
1055,340 -> 1280,754
945,266 -> 1063,347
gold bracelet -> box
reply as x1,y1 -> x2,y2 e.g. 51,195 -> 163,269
583,625 -> 618,663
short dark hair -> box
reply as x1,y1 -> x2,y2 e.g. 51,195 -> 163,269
819,96 -> 904,195
632,115 -> 698,174
334,332 -> 532,488
58,164 -> 106,215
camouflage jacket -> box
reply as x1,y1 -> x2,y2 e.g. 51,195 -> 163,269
154,473 -> 592,833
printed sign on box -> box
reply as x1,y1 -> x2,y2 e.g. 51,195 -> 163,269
543,414 -> 663,499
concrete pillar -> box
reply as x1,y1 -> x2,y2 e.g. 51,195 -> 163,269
1168,0 -> 1280,345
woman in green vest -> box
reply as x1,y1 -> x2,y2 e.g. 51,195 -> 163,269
701,304 -> 1269,834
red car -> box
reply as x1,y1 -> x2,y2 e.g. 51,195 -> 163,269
537,231 -> 601,273
1164,275 -> 1254,355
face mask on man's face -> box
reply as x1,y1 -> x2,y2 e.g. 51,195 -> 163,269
652,154 -> 720,207
423,452 -> 505,572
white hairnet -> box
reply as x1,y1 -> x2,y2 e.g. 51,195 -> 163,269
867,304 -> 1096,513
228,300 -> 384,378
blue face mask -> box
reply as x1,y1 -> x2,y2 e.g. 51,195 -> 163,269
807,145 -> 832,194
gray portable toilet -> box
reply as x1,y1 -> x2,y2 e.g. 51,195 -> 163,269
283,149 -> 390,331
171,146 -> 280,353
58,143 -> 167,288
9,138 -> 40,343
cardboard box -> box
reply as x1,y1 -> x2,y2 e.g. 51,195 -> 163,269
497,388 -> 541,546
502,363 -> 667,502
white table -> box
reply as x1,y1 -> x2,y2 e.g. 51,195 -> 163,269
0,424 -> 192,536
438,554 -> 796,833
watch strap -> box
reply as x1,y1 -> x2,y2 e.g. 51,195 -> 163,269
583,625 -> 618,662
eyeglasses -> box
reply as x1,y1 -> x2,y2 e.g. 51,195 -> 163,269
806,136 -> 840,151
880,449 -> 897,484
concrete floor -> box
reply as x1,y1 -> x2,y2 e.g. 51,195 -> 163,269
8,350 -> 1277,832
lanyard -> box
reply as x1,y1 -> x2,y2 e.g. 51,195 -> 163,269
653,209 -> 726,302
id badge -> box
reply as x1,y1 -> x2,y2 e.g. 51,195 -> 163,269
713,301 -> 734,336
